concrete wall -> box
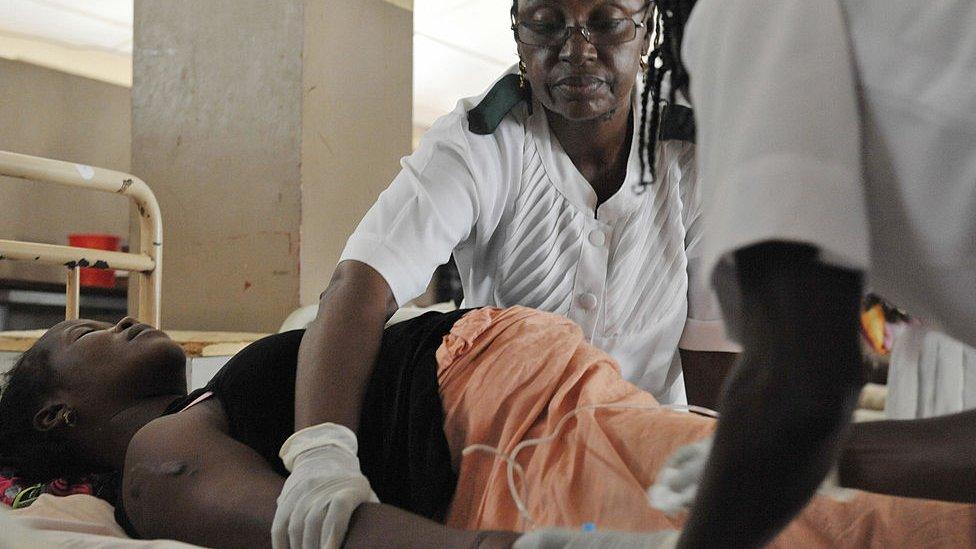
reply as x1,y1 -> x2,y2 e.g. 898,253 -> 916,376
0,59 -> 131,283
133,0 -> 304,332
133,0 -> 412,331
300,0 -> 413,304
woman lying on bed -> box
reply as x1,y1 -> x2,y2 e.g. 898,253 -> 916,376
1,307 -> 974,549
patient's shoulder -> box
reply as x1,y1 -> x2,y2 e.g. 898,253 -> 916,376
119,391 -> 284,545
122,400 -> 229,527
126,398 -> 228,464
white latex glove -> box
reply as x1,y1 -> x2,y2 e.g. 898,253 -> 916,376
817,465 -> 856,502
647,436 -> 713,515
271,423 -> 379,549
513,528 -> 681,549
647,434 -> 855,516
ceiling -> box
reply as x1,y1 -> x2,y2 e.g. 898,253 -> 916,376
414,0 -> 518,128
0,0 -> 133,53
0,0 -> 518,129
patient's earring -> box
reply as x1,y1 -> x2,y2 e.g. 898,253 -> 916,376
640,56 -> 650,83
62,408 -> 78,428
518,59 -> 528,88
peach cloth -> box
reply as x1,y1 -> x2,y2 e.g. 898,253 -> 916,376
437,307 -> 976,547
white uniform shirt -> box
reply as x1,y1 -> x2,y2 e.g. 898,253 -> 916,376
685,0 -> 976,347
341,69 -> 735,403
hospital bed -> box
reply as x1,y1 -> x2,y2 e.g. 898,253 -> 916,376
0,150 -> 161,326
0,150 -> 461,548
0,150 -> 226,546
0,150 -> 893,546
0,150 -> 268,386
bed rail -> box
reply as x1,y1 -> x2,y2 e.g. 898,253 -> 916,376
0,150 -> 162,327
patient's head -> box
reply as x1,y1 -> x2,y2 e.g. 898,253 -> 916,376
0,317 -> 186,480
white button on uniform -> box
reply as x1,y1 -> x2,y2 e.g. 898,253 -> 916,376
578,292 -> 598,311
588,229 -> 607,247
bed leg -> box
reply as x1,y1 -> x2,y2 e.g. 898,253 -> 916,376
66,266 -> 80,320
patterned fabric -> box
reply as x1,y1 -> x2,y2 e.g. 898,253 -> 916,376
0,470 -> 114,509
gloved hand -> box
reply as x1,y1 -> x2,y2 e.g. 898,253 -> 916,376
817,464 -> 856,502
271,423 -> 379,549
647,434 -> 855,515
513,528 -> 681,548
647,435 -> 713,515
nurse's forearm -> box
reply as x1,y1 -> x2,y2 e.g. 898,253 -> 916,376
678,244 -> 864,549
295,260 -> 398,431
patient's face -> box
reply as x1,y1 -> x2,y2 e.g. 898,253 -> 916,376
34,318 -> 187,406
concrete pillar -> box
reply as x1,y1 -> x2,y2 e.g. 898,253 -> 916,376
300,0 -> 413,305
133,0 -> 412,331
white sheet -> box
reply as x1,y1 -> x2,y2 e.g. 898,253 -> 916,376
2,495 -> 202,548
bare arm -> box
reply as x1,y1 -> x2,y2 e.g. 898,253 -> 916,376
344,505 -> 520,549
839,411 -> 976,503
124,400 -> 519,549
295,260 -> 398,431
678,243 -> 865,549
123,401 -> 284,548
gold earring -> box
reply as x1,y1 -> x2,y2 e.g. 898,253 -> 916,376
640,57 -> 650,83
63,409 -> 77,428
518,60 -> 528,88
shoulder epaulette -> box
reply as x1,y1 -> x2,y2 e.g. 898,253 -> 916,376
466,73 -> 533,135
660,104 -> 696,144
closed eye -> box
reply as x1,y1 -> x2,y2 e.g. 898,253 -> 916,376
72,326 -> 98,343
587,19 -> 627,33
524,21 -> 564,34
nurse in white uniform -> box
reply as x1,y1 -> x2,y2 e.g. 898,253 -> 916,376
646,0 -> 976,547
294,0 -> 739,439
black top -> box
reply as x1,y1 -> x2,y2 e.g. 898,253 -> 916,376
116,310 -> 470,537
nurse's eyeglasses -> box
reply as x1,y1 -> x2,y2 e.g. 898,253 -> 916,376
512,5 -> 650,47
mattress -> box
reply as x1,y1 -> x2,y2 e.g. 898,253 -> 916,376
2,494 -> 201,548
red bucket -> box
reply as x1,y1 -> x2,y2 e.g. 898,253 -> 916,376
67,234 -> 121,288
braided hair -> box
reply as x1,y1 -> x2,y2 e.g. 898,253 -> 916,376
0,346 -> 93,483
510,0 -> 697,188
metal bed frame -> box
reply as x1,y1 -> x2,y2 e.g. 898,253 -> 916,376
0,150 -> 162,327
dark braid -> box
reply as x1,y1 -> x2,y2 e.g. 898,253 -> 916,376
638,7 -> 664,188
510,0 -> 696,189
639,0 -> 697,190
0,346 -> 92,483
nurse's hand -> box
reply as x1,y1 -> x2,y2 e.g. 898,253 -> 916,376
272,423 -> 378,549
